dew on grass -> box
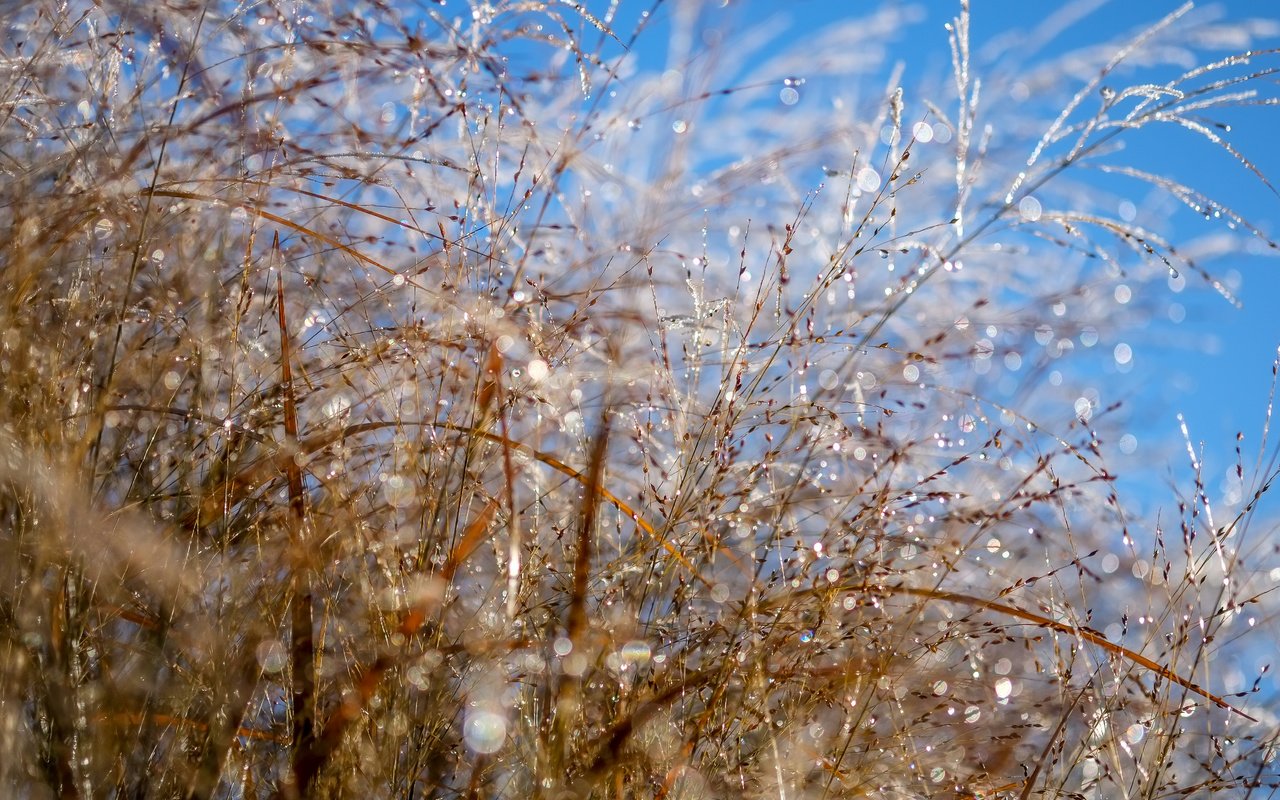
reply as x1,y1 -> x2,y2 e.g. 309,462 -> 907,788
384,474 -> 413,508
322,393 -> 352,418
256,639 -> 287,673
1125,723 -> 1146,744
465,710 -> 506,754
1113,343 -> 1132,365
857,167 -> 881,193
1018,195 -> 1042,222
620,641 -> 651,665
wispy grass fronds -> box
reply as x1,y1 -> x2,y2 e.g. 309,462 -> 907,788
2,1 -> 1279,798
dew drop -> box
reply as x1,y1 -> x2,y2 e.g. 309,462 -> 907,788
1018,195 -> 1042,222
857,167 -> 881,193
465,710 -> 507,754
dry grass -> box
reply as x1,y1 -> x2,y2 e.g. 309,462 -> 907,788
2,1 -> 1280,797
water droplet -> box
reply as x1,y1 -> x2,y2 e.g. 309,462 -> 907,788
620,641 -> 651,665
323,393 -> 352,419
384,474 -> 413,508
255,639 -> 287,673
1074,397 -> 1094,422
856,167 -> 881,193
1018,195 -> 1042,222
1113,342 -> 1132,365
465,710 -> 507,754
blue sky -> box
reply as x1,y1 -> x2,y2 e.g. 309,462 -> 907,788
609,0 -> 1280,511
884,3 -> 1280,453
